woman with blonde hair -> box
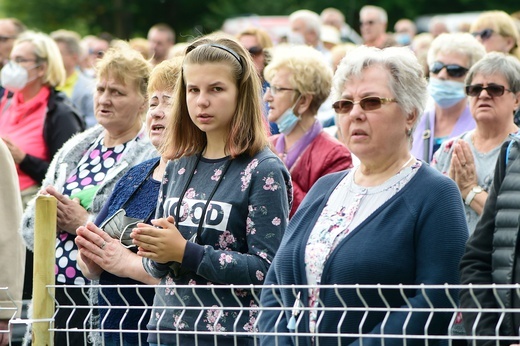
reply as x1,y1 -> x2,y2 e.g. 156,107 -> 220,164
0,31 -> 84,204
264,44 -> 352,217
76,57 -> 183,346
470,10 -> 520,58
21,40 -> 156,345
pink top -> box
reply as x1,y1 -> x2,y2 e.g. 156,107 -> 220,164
0,87 -> 50,190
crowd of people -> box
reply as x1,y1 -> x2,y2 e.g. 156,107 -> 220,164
2,5 -> 520,346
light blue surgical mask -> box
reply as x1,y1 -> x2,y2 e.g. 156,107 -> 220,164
276,97 -> 301,134
394,33 -> 411,46
428,77 -> 466,109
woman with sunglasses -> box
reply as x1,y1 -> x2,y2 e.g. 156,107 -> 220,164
411,33 -> 486,163
432,53 -> 520,234
263,44 -> 352,217
459,53 -> 520,345
259,45 -> 468,344
470,11 -> 519,58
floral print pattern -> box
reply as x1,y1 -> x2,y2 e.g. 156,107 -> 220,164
304,162 -> 421,332
143,148 -> 291,344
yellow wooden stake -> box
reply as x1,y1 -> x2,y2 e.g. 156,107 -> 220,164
32,195 -> 57,346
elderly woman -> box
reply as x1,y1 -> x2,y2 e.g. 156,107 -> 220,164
411,33 -> 486,163
264,45 -> 352,217
432,53 -> 520,234
470,11 -> 519,57
0,31 -> 84,204
74,58 -> 182,346
259,46 -> 469,345
20,41 -> 156,345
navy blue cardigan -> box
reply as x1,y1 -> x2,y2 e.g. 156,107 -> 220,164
259,163 -> 469,345
94,157 -> 160,345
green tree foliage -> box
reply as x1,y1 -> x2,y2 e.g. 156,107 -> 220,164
0,0 -> 518,39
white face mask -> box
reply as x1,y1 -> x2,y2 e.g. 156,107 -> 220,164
1,61 -> 31,92
287,31 -> 306,45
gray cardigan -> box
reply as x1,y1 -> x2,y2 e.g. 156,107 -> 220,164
20,124 -> 157,250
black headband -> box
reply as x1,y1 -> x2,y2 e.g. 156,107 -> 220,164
188,43 -> 244,73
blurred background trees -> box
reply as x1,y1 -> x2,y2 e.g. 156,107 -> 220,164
1,0 -> 518,40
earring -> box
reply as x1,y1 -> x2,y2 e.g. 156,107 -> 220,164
406,128 -> 412,136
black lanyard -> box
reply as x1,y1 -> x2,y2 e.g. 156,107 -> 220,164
174,152 -> 232,244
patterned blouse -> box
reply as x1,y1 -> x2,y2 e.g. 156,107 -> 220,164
305,160 -> 422,332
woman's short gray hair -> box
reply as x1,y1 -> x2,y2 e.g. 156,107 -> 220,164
332,45 -> 428,128
427,33 -> 486,69
465,52 -> 520,93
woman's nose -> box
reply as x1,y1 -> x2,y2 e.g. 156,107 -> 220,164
197,92 -> 210,107
263,88 -> 273,102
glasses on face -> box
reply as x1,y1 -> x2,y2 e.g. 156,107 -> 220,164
471,28 -> 494,41
465,83 -> 512,97
0,36 -> 15,43
332,97 -> 397,114
11,57 -> 39,64
267,86 -> 297,96
247,46 -> 263,56
360,20 -> 376,27
429,61 -> 469,78
88,49 -> 105,58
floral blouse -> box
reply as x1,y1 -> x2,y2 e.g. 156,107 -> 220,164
305,160 -> 422,332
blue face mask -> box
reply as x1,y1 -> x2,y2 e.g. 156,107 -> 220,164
428,77 -> 466,109
394,33 -> 411,46
275,98 -> 301,134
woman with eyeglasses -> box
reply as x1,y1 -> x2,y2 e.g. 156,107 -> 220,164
432,53 -> 520,234
259,45 -> 468,345
0,31 -> 84,206
411,33 -> 486,163
459,53 -> 520,345
263,44 -> 352,217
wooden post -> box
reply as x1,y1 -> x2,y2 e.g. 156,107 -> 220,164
32,195 -> 57,346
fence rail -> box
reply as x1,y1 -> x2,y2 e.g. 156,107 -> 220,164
3,283 -> 520,345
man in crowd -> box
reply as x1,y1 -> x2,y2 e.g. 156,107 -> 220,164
51,29 -> 96,128
147,23 -> 175,66
359,5 -> 397,48
0,18 -> 26,69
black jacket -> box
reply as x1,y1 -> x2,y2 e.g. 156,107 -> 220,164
460,136 -> 520,345
7,88 -> 86,185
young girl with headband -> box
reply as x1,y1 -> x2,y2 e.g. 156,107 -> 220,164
131,34 -> 292,345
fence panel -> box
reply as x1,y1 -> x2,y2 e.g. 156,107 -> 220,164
5,283 -> 520,345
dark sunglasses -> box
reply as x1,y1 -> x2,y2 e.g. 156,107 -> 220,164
465,84 -> 512,97
247,46 -> 263,56
332,97 -> 397,114
471,28 -> 494,41
429,61 -> 468,78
